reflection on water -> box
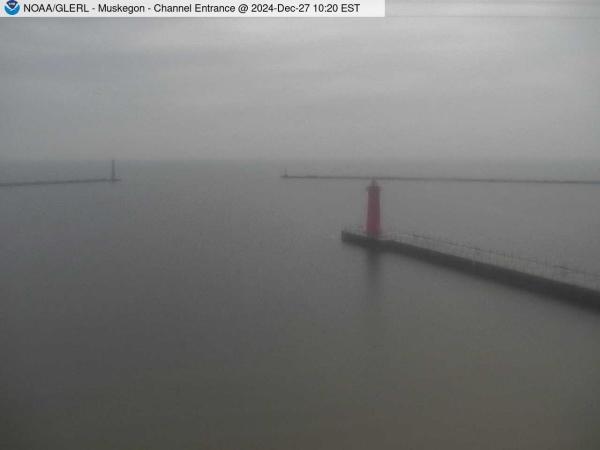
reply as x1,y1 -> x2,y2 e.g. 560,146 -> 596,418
364,250 -> 383,301
362,250 -> 384,352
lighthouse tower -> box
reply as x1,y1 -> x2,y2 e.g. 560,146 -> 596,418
366,179 -> 381,237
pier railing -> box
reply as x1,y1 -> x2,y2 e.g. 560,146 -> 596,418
346,227 -> 600,292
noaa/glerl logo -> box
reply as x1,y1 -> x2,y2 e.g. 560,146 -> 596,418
4,0 -> 20,15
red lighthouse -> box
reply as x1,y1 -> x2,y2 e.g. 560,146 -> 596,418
366,179 -> 381,237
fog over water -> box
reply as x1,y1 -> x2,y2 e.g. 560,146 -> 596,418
2,161 -> 600,449
1,2 -> 600,448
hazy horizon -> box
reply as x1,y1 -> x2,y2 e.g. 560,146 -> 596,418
2,5 -> 599,161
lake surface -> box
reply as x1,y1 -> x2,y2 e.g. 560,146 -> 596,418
2,160 -> 600,449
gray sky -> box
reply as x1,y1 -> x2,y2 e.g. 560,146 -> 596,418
1,2 -> 599,160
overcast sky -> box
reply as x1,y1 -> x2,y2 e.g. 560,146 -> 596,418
1,1 -> 599,160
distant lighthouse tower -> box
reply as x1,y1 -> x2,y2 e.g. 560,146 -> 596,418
366,179 -> 381,237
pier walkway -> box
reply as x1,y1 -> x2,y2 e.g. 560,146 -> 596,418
342,228 -> 600,302
0,178 -> 119,188
0,160 -> 120,189
283,173 -> 600,185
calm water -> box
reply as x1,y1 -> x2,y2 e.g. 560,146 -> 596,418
2,160 -> 600,449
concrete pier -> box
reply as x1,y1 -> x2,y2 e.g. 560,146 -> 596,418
342,229 -> 600,307
0,160 -> 121,188
0,178 -> 119,188
282,173 -> 600,185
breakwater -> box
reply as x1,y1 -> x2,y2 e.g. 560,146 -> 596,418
283,173 -> 600,185
342,229 -> 600,308
0,178 -> 119,188
0,160 -> 120,188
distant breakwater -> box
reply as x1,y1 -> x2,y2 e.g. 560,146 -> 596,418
0,178 -> 120,188
282,174 -> 600,185
0,160 -> 120,189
